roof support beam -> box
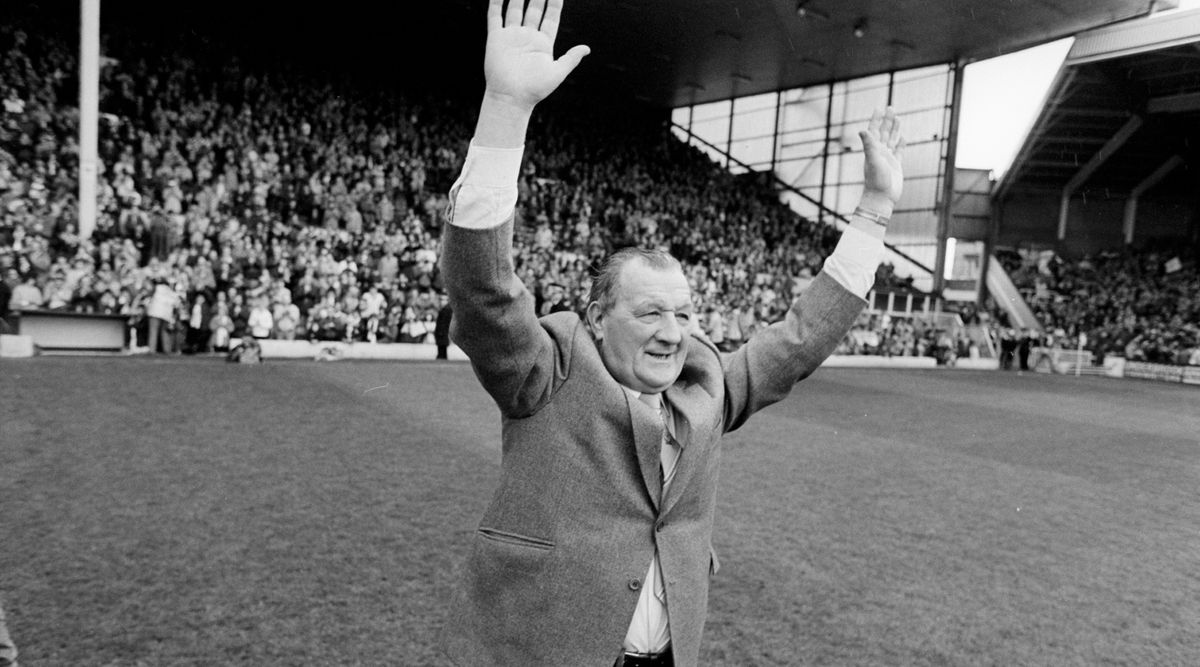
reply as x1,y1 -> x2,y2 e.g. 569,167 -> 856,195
1147,91 -> 1200,114
1025,159 -> 1090,168
934,61 -> 964,296
1058,114 -> 1143,239
1037,135 -> 1108,145
1124,155 -> 1184,244
1052,107 -> 1133,118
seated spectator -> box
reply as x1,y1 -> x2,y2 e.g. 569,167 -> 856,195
9,271 -> 42,312
247,294 -> 274,340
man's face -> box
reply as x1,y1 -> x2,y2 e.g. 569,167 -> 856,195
588,259 -> 693,394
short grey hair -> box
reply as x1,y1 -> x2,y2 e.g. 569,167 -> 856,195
587,247 -> 683,314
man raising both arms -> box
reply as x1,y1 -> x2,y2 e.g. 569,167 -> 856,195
438,0 -> 906,664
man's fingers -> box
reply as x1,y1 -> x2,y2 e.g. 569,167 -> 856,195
487,0 -> 503,32
504,0 -> 524,28
882,110 -> 899,147
524,0 -> 547,28
866,108 -> 883,138
541,0 -> 564,42
557,44 -> 591,76
858,129 -> 878,152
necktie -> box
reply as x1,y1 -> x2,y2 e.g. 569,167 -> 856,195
639,392 -> 679,614
640,392 -> 681,488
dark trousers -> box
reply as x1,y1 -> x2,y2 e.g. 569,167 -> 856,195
614,646 -> 673,667
148,317 -> 176,354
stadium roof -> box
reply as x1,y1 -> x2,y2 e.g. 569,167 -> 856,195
555,0 -> 1178,108
101,0 -> 1176,109
997,8 -> 1200,202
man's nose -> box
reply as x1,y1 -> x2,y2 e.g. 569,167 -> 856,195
656,314 -> 684,344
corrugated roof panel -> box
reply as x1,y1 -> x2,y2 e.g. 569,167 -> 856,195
1067,9 -> 1200,65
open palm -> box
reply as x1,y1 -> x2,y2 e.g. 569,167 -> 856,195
484,0 -> 590,111
859,107 -> 905,204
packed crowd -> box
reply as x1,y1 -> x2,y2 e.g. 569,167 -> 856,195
6,11 -> 1191,367
0,12 -> 923,356
836,309 -> 986,366
1002,245 -> 1200,366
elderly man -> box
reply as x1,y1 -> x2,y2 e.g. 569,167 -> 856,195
438,1 -> 905,665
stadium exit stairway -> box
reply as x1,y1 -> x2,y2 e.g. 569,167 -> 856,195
986,255 -> 1041,333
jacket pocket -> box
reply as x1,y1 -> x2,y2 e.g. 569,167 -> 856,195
477,527 -> 555,551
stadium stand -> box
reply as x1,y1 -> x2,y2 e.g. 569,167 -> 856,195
0,5 -> 927,360
986,11 -> 1200,371
1,3 -> 1195,372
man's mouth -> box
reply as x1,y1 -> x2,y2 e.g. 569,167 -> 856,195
647,351 -> 674,361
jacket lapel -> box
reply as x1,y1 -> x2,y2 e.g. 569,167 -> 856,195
659,389 -> 702,517
626,390 -> 662,511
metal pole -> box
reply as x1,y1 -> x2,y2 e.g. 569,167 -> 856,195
78,0 -> 100,240
934,61 -> 964,295
819,81 -> 833,226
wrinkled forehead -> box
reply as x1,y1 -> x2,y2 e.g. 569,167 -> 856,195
614,258 -> 693,308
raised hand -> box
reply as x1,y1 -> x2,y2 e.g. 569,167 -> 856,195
483,0 -> 591,113
859,107 -> 905,206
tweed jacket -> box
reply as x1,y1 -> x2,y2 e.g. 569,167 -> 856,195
439,220 -> 866,666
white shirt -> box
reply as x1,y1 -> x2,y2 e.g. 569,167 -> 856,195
146,284 -> 179,321
248,307 -> 273,339
361,290 -> 386,318
447,140 -> 884,653
620,389 -> 679,654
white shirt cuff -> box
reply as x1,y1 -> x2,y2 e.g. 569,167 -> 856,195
444,141 -> 525,230
822,224 -> 884,298
460,141 -> 525,188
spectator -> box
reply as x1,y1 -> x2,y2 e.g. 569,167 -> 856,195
208,294 -> 234,353
9,272 -> 43,312
145,278 -> 181,354
1018,328 -> 1033,370
183,290 -> 212,354
0,268 -> 15,333
434,290 -> 452,360
272,290 -> 301,341
359,283 -> 387,343
247,294 -> 274,340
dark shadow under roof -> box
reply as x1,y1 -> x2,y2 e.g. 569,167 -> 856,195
91,0 -> 1177,109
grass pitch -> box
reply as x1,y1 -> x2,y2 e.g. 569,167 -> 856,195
1,357 -> 1198,665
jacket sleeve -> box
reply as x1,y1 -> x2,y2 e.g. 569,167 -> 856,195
721,271 -> 865,432
440,213 -> 568,419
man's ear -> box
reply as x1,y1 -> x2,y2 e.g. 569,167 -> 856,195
585,301 -> 604,340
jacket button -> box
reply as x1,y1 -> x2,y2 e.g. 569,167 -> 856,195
628,578 -> 641,591
655,522 -> 665,532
